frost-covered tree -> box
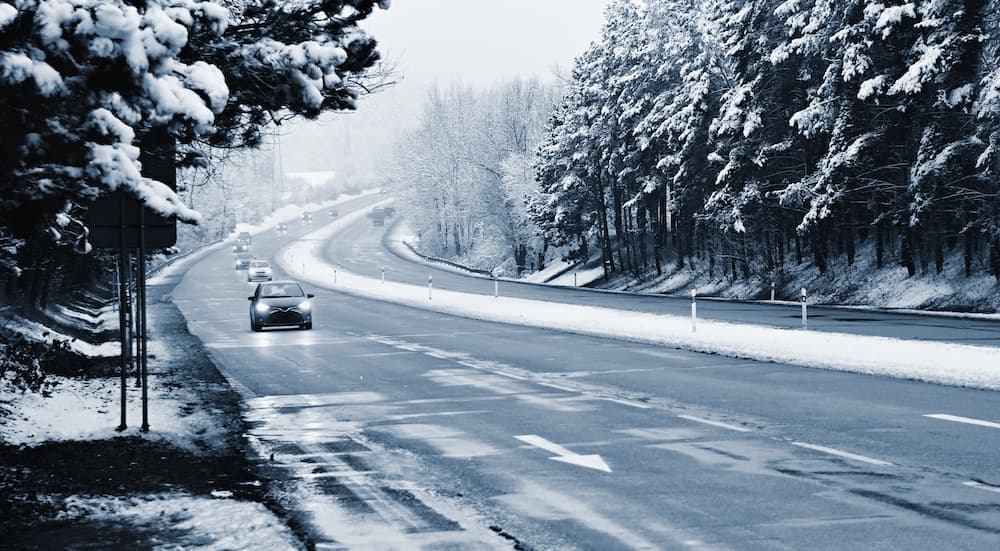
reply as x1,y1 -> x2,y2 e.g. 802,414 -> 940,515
0,0 -> 388,304
392,79 -> 559,275
534,0 -> 1000,290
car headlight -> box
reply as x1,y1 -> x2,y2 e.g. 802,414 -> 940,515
255,303 -> 270,313
298,300 -> 311,311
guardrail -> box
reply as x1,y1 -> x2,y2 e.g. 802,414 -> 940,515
399,240 -> 494,277
144,239 -> 223,278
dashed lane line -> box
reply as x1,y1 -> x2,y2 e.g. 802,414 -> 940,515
790,442 -> 893,466
677,414 -> 752,432
963,481 -> 1000,494
924,413 -> 1000,430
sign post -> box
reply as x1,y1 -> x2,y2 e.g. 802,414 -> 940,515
801,288 -> 808,330
691,288 -> 697,333
87,128 -> 176,432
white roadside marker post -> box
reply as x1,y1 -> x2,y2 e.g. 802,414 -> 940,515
494,275 -> 498,298
381,267 -> 385,283
770,281 -> 775,301
428,274 -> 433,300
691,288 -> 697,333
801,287 -> 808,329
334,267 -> 337,285
574,272 -> 578,287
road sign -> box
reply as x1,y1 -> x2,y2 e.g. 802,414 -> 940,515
88,128 -> 177,249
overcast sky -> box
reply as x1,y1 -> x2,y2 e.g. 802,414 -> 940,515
281,0 -> 611,173
365,0 -> 611,88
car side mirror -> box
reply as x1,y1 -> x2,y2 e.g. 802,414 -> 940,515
307,293 -> 314,298
247,296 -> 255,301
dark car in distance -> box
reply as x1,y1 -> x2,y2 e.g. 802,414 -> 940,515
328,208 -> 339,217
234,253 -> 253,270
249,281 -> 314,331
302,212 -> 313,223
275,222 -> 288,232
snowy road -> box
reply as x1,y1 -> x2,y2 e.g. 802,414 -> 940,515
164,199 -> 1000,549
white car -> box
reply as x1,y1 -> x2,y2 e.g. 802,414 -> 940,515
247,260 -> 273,282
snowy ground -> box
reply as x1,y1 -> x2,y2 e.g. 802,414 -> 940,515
280,214 -> 1000,391
604,241 -> 1000,313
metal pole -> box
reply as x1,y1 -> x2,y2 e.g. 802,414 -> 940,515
116,194 -> 128,432
770,281 -> 775,301
691,288 -> 697,333
128,249 -> 142,388
494,275 -> 498,298
574,272 -> 578,287
801,287 -> 808,330
428,274 -> 433,300
334,268 -> 337,284
138,209 -> 149,432
382,267 -> 385,283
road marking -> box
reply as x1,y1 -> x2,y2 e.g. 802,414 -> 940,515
963,481 -> 1000,494
791,442 -> 893,466
514,434 -> 612,472
601,397 -> 652,409
678,414 -> 751,432
349,351 -> 416,357
924,413 -> 1000,430
538,382 -> 576,392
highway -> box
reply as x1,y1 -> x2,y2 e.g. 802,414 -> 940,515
160,198 -> 1000,550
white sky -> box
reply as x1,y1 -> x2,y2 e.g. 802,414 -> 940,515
365,0 -> 611,88
281,0 -> 611,173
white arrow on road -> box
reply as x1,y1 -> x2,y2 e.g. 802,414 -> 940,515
514,434 -> 612,472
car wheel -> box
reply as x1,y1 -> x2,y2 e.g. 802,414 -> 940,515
301,322 -> 313,330
251,318 -> 261,332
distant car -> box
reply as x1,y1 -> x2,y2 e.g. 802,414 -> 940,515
302,212 -> 313,223
248,281 -> 314,332
233,242 -> 250,254
328,209 -> 339,217
383,206 -> 396,218
275,223 -> 288,232
237,231 -> 252,245
247,259 -> 273,282
234,253 -> 253,270
369,206 -> 386,227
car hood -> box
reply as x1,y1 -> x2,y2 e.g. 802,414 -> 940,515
257,297 -> 307,308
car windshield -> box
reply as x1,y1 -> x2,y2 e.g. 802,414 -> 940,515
250,261 -> 269,268
259,283 -> 304,298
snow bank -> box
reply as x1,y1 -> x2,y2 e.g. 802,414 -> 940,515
278,216 -> 1000,391
9,316 -> 119,358
0,374 -> 224,451
61,494 -> 298,551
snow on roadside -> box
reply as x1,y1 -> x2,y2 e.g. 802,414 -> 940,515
279,216 -> 1000,391
0,374 -> 223,451
61,494 -> 299,551
8,316 -> 119,358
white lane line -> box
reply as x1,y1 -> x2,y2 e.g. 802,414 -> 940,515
924,413 -> 1000,430
349,351 -> 416,357
963,481 -> 1000,494
538,382 -> 576,392
602,397 -> 652,410
791,442 -> 893,466
678,414 -> 751,432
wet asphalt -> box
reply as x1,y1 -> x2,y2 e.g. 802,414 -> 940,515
160,198 -> 1000,550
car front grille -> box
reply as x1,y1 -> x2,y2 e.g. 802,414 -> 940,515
264,309 -> 305,325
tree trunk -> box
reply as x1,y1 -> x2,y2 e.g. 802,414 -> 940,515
964,231 -> 974,277
876,222 -> 885,268
901,226 -> 916,277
